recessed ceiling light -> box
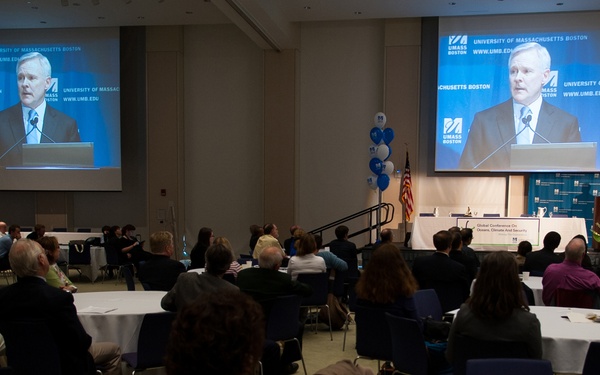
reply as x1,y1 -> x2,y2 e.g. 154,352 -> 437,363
556,2 -> 564,5
449,2 -> 456,5
40,21 -> 47,24
137,16 -> 145,20
304,6 -> 311,10
185,11 -> 193,14
354,11 -> 362,15
98,16 -> 105,19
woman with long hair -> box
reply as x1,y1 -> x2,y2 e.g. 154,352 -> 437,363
446,251 -> 542,362
189,227 -> 213,270
286,233 -> 326,280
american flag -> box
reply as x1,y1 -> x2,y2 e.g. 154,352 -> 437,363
401,151 -> 414,222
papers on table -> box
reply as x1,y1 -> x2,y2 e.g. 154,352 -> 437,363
564,312 -> 595,323
78,306 -> 117,314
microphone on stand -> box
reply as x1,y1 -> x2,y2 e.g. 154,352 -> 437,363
472,122 -> 532,170
0,117 -> 41,162
522,114 -> 551,144
30,116 -> 56,143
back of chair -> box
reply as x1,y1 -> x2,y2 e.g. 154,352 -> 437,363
297,273 -> 329,306
122,266 -> 135,291
583,341 -> 600,375
555,288 -> 595,308
466,359 -> 553,375
134,312 -> 177,369
104,242 -> 120,266
451,334 -> 530,375
264,295 -> 303,341
222,273 -> 236,285
331,269 -> 348,297
427,280 -> 468,313
353,304 -> 393,362
68,240 -> 91,265
385,314 -> 428,375
414,289 -> 443,321
0,320 -> 61,375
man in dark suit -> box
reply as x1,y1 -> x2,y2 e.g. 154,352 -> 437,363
328,225 -> 361,277
523,231 -> 562,275
0,52 -> 80,166
411,230 -> 470,312
0,239 -> 121,375
459,42 -> 580,170
237,246 -> 312,375
137,230 -> 186,291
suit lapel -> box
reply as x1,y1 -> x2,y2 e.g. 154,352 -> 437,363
8,104 -> 25,144
496,100 -> 516,144
534,101 -> 554,143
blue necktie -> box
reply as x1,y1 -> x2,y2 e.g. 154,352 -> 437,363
517,106 -> 532,144
26,109 -> 39,144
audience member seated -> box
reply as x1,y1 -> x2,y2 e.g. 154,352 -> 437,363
0,224 -> 21,271
253,223 -> 285,260
161,243 -> 238,311
119,224 -> 152,269
38,236 -> 78,293
0,221 -> 7,237
460,227 -> 480,268
189,227 -> 213,270
283,224 -> 302,256
449,231 -> 478,282
237,246 -> 312,375
516,240 -> 532,271
411,230 -> 470,312
573,234 -> 594,271
315,234 -> 348,273
446,251 -> 542,365
165,290 -> 264,375
287,233 -> 326,280
542,236 -> 600,306
137,231 -> 186,291
372,228 -> 394,250
328,225 -> 360,275
25,224 -> 45,240
523,231 -> 562,275
248,224 -> 263,256
213,236 -> 242,279
0,239 -> 122,375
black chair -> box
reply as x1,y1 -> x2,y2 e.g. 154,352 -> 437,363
451,334 -> 530,375
264,295 -> 307,375
385,314 -> 429,375
424,280 -> 469,313
222,273 -> 236,285
353,304 -> 393,367
68,240 -> 91,280
466,359 -> 553,375
122,312 -> 176,374
0,320 -> 61,375
52,227 -> 67,232
555,288 -> 595,308
297,273 -> 333,340
342,277 -> 358,351
102,242 -> 131,284
122,265 -> 136,291
414,289 -> 443,321
331,269 -> 348,298
77,228 -> 92,232
582,341 -> 600,375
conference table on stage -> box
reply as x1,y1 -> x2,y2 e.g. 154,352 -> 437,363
411,216 -> 588,250
74,291 -> 167,353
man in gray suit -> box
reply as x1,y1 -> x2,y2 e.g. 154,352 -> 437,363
459,42 -> 580,170
0,52 -> 80,166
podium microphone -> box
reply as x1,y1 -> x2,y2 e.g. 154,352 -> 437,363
522,114 -> 551,144
0,119 -> 39,162
30,116 -> 56,143
472,120 -> 531,170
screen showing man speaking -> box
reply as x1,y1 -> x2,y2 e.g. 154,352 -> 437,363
0,27 -> 121,190
436,12 -> 600,172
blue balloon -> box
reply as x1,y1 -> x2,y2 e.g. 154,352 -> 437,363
383,128 -> 395,145
377,174 -> 390,190
369,157 -> 383,175
370,127 -> 383,144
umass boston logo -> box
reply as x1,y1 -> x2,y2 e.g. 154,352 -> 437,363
448,35 -> 468,55
443,118 -> 462,145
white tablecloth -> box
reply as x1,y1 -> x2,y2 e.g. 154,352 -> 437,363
523,276 -> 544,306
74,291 -> 167,352
530,306 -> 600,373
22,231 -> 103,245
411,217 -> 587,251
60,245 -> 106,282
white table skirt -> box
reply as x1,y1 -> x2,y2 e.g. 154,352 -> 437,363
60,245 -> 106,282
523,276 -> 544,306
74,291 -> 167,353
411,217 -> 587,251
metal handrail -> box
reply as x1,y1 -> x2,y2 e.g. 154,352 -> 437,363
308,203 -> 395,246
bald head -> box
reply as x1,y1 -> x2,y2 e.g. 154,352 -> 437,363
564,237 -> 586,263
0,221 -> 6,233
259,246 -> 283,270
9,239 -> 48,278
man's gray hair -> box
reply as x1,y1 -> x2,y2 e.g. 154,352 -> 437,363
9,239 -> 44,278
564,237 -> 586,262
258,247 -> 283,270
17,52 -> 52,78
509,42 -> 551,71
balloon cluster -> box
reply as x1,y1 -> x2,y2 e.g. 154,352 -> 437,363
367,112 -> 394,191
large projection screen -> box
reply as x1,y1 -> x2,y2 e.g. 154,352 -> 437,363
0,27 -> 121,190
436,12 -> 600,173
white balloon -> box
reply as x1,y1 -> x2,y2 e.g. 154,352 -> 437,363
376,144 -> 390,161
382,161 -> 395,175
367,175 -> 378,190
369,144 -> 378,158
374,112 -> 386,129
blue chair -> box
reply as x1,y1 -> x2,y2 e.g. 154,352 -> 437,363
414,289 -> 443,321
466,358 -> 553,375
297,273 -> 333,340
582,341 -> 600,375
451,334 -> 530,375
385,314 -> 429,375
353,304 -> 393,367
264,295 -> 307,375
122,312 -> 176,374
